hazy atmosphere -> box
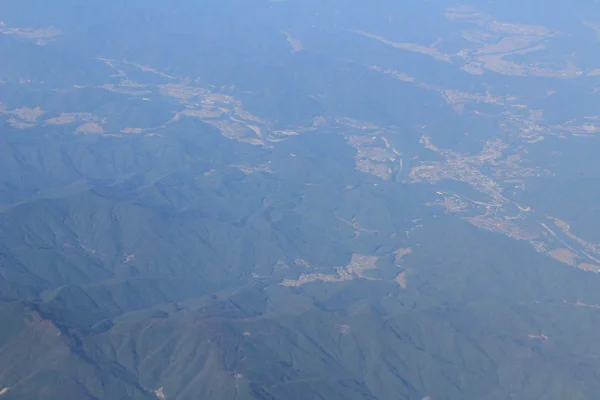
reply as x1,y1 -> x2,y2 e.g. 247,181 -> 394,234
1,1 -> 600,399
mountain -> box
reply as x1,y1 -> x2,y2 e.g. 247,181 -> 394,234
2,1 -> 600,399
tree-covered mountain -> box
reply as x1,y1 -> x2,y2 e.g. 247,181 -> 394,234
2,1 -> 600,399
